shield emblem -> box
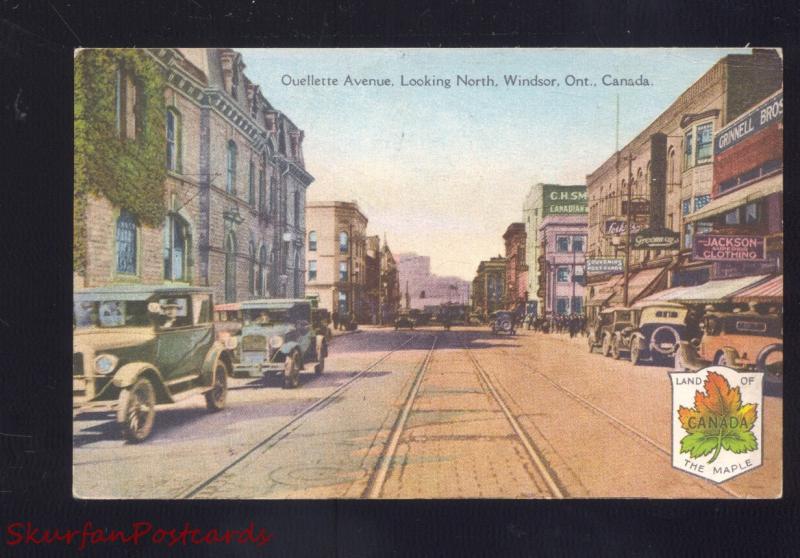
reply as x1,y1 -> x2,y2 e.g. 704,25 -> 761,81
669,365 -> 764,483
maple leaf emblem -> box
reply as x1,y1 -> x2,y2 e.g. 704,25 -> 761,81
677,371 -> 758,463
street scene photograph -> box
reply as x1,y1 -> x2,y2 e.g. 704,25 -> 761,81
73,48 -> 783,499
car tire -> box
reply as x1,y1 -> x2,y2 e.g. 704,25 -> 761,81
630,343 -> 641,365
714,350 -> 733,367
118,377 -> 156,443
283,351 -> 300,389
205,361 -> 228,412
601,335 -> 611,357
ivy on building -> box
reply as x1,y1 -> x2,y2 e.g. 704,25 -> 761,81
74,49 -> 167,272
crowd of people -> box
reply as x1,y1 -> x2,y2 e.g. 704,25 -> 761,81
523,313 -> 587,338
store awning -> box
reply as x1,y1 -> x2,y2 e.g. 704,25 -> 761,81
585,275 -> 623,306
730,274 -> 782,303
638,284 -> 697,303
606,267 -> 665,306
668,275 -> 770,304
684,174 -> 782,223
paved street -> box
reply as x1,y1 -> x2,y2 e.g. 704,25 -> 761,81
73,326 -> 782,499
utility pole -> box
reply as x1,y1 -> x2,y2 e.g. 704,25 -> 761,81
623,153 -> 635,307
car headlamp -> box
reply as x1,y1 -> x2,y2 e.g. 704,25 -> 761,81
224,336 -> 239,350
94,354 -> 118,375
269,335 -> 284,349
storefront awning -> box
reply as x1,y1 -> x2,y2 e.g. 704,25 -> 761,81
730,274 -> 782,303
606,267 -> 665,306
585,275 -> 623,306
668,275 -> 770,305
638,284 -> 697,303
684,174 -> 782,223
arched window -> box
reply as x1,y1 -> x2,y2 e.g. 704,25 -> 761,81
166,108 -> 181,171
226,140 -> 237,194
116,210 -> 138,275
339,231 -> 349,254
259,245 -> 268,296
225,233 -> 237,302
308,231 -> 317,252
163,213 -> 189,281
248,241 -> 256,295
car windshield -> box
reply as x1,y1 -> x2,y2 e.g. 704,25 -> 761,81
243,309 -> 290,325
74,300 -> 152,329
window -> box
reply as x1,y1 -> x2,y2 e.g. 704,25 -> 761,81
225,233 -> 236,302
270,177 -> 277,216
116,210 -> 138,275
192,294 -> 211,325
556,297 -> 569,315
259,171 -> 267,213
163,213 -> 188,281
339,261 -> 348,282
682,199 -> 691,216
308,231 -> 317,251
248,241 -> 256,295
684,223 -> 693,249
574,265 -> 585,285
339,231 -> 349,254
115,65 -> 141,140
293,191 -> 300,225
556,266 -> 570,283
745,202 -> 760,224
694,195 -> 711,211
683,131 -> 693,169
571,297 -> 583,315
166,109 -> 180,171
695,123 -> 713,163
556,236 -> 570,252
226,141 -> 237,194
338,291 -> 348,315
696,222 -> 713,236
308,260 -> 317,281
248,161 -> 255,204
258,245 -> 268,296
572,236 -> 584,253
724,209 -> 740,225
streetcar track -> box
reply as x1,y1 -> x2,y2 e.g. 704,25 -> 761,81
500,347 -> 743,499
177,332 -> 420,499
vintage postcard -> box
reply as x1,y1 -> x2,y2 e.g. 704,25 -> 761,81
73,48 -> 783,499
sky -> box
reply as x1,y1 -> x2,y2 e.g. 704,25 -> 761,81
241,48 -> 752,280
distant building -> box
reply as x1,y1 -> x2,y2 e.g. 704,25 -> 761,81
502,223 -> 528,314
471,256 -> 506,320
304,201 -> 368,317
396,253 -> 470,309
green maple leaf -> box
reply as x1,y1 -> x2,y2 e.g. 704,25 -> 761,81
677,372 -> 758,463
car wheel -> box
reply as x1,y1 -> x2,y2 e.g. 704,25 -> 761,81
314,350 -> 325,375
611,338 -> 621,360
630,343 -> 641,365
714,351 -> 732,367
205,361 -> 228,411
118,377 -> 156,443
601,335 -> 611,357
283,350 -> 300,389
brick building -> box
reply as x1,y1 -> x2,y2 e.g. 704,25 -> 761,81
502,223 -> 528,313
75,48 -> 314,304
584,49 -> 782,316
304,201 -> 368,318
471,256 -> 506,320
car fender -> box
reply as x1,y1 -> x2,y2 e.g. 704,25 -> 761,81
316,335 -> 327,359
756,343 -> 782,372
201,342 -> 233,386
111,362 -> 173,404
279,340 -> 301,357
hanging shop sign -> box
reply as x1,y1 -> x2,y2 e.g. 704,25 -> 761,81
632,228 -> 680,250
693,234 -> 766,262
542,185 -> 588,216
604,220 -> 645,236
586,257 -> 624,275
621,198 -> 650,216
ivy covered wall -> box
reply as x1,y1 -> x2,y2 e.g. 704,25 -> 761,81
74,49 -> 167,273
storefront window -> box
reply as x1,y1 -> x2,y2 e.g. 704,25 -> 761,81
571,297 -> 583,314
556,297 -> 569,315
683,223 -> 693,249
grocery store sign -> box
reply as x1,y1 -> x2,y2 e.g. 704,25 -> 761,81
542,185 -> 587,216
586,257 -> 624,275
715,91 -> 783,155
693,234 -> 766,262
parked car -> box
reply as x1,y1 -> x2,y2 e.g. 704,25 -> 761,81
676,310 -> 783,384
232,299 -> 328,388
490,311 -> 516,335
395,311 -> 416,330
213,302 -> 242,343
588,307 -> 638,356
73,285 -> 235,442
611,302 -> 688,364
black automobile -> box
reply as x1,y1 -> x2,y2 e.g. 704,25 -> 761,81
490,311 -> 516,335
395,311 -> 416,330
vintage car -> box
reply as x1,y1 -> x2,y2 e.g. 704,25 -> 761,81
587,307 -> 638,356
232,299 -> 327,388
676,311 -> 783,384
73,285 -> 235,442
213,302 -> 242,343
611,302 -> 687,364
490,311 -> 517,335
395,311 -> 416,330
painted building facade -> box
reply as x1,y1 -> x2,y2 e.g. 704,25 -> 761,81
396,253 -> 470,310
502,223 -> 528,313
539,215 -> 587,316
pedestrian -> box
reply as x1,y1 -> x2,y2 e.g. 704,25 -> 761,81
332,311 -> 340,331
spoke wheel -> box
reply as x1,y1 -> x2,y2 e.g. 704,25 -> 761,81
205,362 -> 228,411
118,377 -> 156,443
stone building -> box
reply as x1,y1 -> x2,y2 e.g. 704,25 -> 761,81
75,48 -> 313,304
363,235 -> 402,324
396,253 -> 471,310
502,223 -> 528,314
471,256 -> 506,320
304,201 -> 368,318
584,49 -> 782,315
